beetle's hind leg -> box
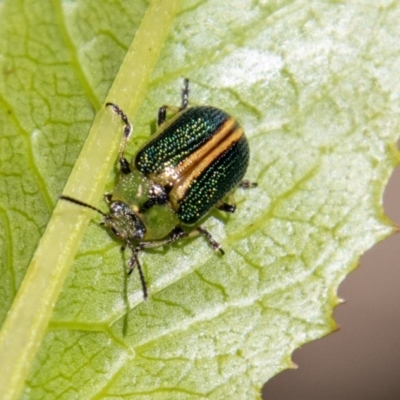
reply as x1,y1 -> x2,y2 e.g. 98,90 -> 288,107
217,203 -> 236,213
157,78 -> 190,126
187,226 -> 224,255
106,102 -> 132,174
217,193 -> 237,214
126,223 -> 223,299
217,181 -> 257,214
239,180 -> 258,189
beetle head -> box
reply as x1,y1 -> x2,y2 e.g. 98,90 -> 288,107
102,201 -> 146,242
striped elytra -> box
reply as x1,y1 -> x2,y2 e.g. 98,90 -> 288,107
135,106 -> 249,224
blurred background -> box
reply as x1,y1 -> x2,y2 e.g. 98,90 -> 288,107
262,164 -> 400,399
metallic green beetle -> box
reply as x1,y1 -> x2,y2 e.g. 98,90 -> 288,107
60,79 -> 254,299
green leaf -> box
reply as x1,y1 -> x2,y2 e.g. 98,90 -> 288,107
0,0 -> 398,399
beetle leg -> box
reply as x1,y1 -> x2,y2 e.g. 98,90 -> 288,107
106,102 -> 132,174
217,193 -> 237,214
180,78 -> 189,110
123,221 -> 224,299
124,228 -> 186,299
188,226 -> 225,255
169,227 -> 186,241
119,158 -> 131,174
104,193 -> 113,203
126,241 -> 148,299
125,224 -> 223,299
130,225 -> 217,253
217,193 -> 236,213
157,106 -> 167,126
130,225 -> 223,256
134,228 -> 186,251
157,79 -> 190,126
157,105 -> 181,126
217,203 -> 236,213
217,181 -> 256,213
123,228 -> 187,297
239,180 -> 258,189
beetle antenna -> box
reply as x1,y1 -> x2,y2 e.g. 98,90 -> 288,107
59,195 -> 107,217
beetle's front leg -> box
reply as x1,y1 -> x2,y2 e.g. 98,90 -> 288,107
126,241 -> 148,299
135,228 -> 187,252
157,105 -> 181,126
147,225 -> 224,255
106,102 -> 132,174
126,228 -> 186,299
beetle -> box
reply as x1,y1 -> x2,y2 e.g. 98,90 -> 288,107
60,79 -> 255,299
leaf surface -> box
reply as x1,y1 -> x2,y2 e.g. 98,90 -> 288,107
0,0 -> 399,399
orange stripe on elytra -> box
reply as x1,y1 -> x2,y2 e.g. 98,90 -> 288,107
168,121 -> 244,207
